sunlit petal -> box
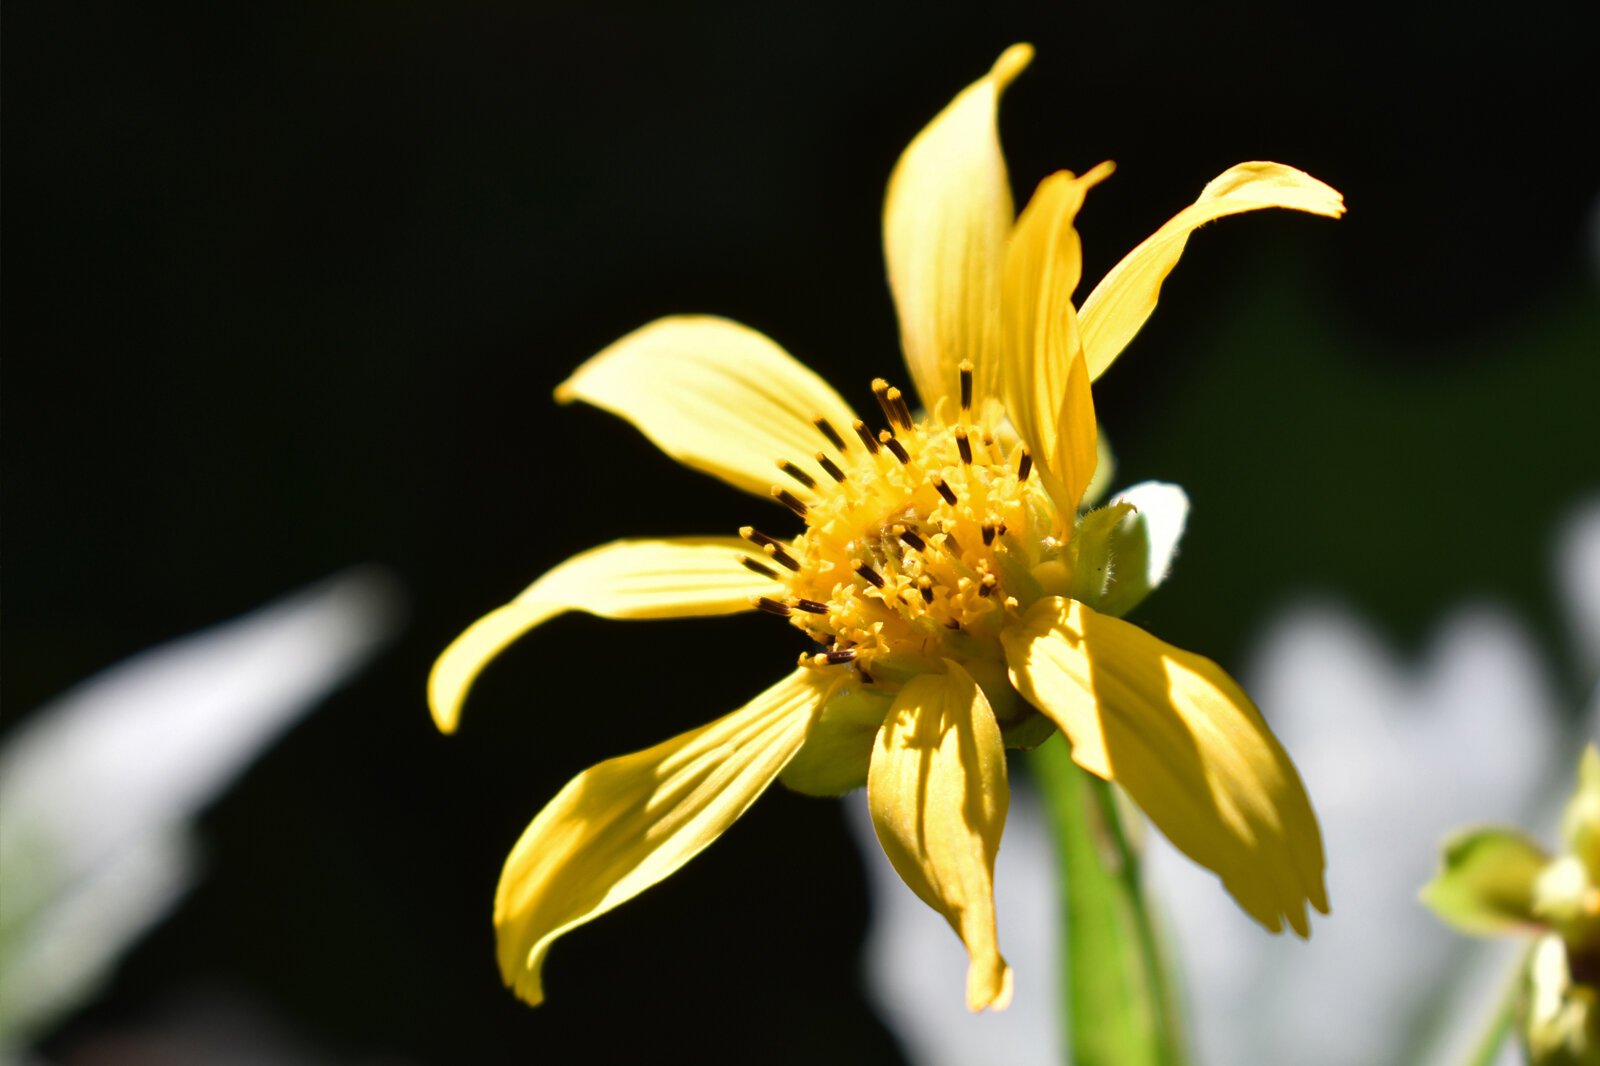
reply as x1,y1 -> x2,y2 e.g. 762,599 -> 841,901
1002,596 -> 1327,936
429,538 -> 773,733
999,166 -> 1114,512
867,662 -> 1013,1011
494,668 -> 832,1006
884,44 -> 1031,411
555,315 -> 858,499
1078,162 -> 1346,381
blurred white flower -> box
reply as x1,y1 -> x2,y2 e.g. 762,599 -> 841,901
0,569 -> 402,1058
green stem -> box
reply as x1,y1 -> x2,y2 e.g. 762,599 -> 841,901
1030,735 -> 1186,1066
1460,956 -> 1522,1066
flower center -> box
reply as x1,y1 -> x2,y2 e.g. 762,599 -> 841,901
738,364 -> 1065,689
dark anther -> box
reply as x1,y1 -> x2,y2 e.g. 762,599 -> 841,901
946,619 -> 962,630
959,360 -> 973,413
1018,448 -> 1033,482
978,574 -> 998,598
933,476 -> 958,506
739,554 -> 779,578
812,415 -> 848,452
763,544 -> 801,571
740,525 -> 779,547
981,523 -> 996,546
880,431 -> 910,465
955,429 -> 972,465
756,597 -> 792,617
942,531 -> 962,555
825,648 -> 858,665
852,419 -> 881,454
778,460 -> 816,490
852,560 -> 885,588
886,387 -> 913,430
772,488 -> 809,517
898,527 -> 926,553
917,576 -> 934,603
794,598 -> 829,614
816,452 -> 847,483
871,378 -> 898,427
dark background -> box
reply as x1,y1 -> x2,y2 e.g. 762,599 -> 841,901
5,3 -> 1597,1063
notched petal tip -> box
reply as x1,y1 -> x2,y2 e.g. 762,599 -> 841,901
968,958 -> 1015,1013
1002,597 -> 1329,939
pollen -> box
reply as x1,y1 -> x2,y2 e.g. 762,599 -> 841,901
739,378 -> 1069,687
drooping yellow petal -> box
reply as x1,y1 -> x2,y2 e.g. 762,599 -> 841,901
999,166 -> 1114,513
429,537 -> 775,733
1078,162 -> 1346,381
884,44 -> 1031,411
867,662 -> 1013,1011
1002,597 -> 1327,936
555,316 -> 858,500
495,668 -> 832,1006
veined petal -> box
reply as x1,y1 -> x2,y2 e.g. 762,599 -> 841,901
867,662 -> 1013,1011
429,538 -> 774,733
884,44 -> 1031,411
1000,166 -> 1114,513
1078,162 -> 1346,381
1002,597 -> 1327,936
555,316 -> 858,500
494,668 -> 832,1006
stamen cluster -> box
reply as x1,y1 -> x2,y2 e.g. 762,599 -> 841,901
738,364 -> 1063,688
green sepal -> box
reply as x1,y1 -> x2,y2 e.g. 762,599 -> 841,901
1000,707 -> 1058,750
1068,502 -> 1137,607
1421,826 -> 1550,935
778,684 -> 891,796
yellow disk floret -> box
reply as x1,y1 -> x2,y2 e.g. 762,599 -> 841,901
738,364 -> 1067,691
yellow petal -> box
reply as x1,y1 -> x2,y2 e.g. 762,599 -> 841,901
867,662 -> 1013,1011
1078,162 -> 1346,381
999,166 -> 1114,512
884,44 -> 1031,411
429,537 -> 774,733
555,316 -> 858,500
494,668 -> 832,1006
1002,596 -> 1327,936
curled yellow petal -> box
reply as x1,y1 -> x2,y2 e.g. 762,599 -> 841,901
429,537 -> 775,733
1002,597 -> 1327,936
495,668 -> 832,1006
1078,162 -> 1346,381
884,44 -> 1031,412
999,166 -> 1114,513
555,315 -> 858,500
867,662 -> 1013,1011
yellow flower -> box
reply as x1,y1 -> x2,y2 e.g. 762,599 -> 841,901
431,44 -> 1341,1012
